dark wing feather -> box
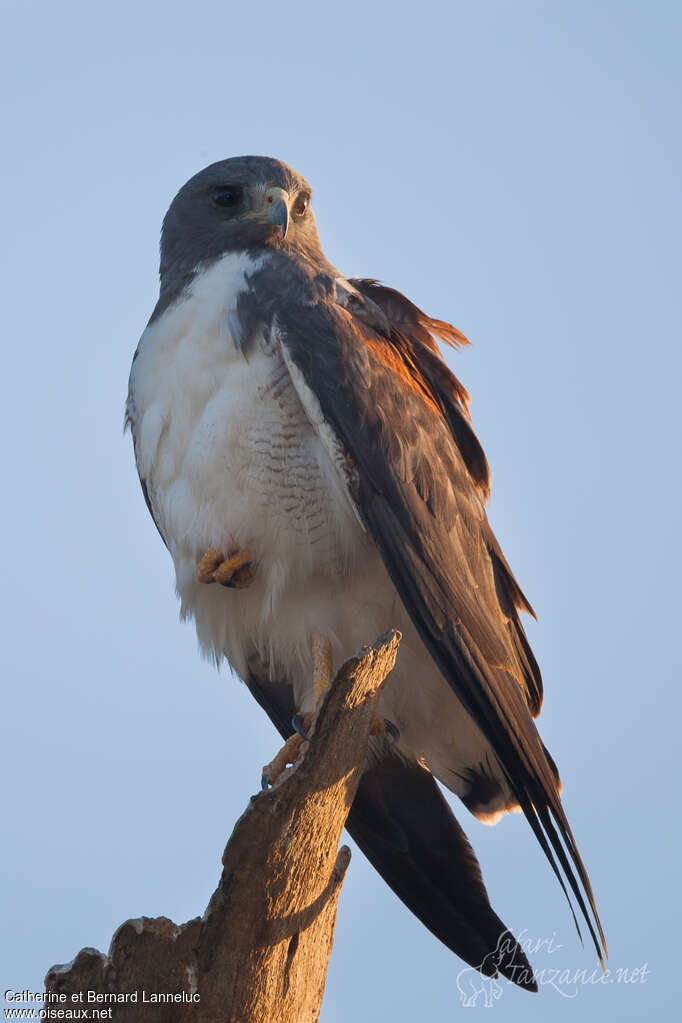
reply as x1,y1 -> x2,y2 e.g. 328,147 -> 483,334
351,279 -> 542,715
270,271 -> 605,964
246,671 -> 537,990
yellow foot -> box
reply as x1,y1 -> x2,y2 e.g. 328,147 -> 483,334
311,633 -> 334,708
197,546 -> 255,588
260,633 -> 334,792
261,729 -> 309,789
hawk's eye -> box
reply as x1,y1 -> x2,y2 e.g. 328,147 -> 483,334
293,192 -> 310,217
212,186 -> 242,209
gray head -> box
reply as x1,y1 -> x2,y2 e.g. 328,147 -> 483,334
159,156 -> 327,290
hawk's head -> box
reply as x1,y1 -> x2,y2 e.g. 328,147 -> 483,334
159,156 -> 326,284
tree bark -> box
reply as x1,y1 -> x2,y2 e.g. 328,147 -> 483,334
45,631 -> 401,1023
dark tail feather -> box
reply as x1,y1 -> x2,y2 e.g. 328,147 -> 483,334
347,744 -> 537,991
246,670 -> 536,991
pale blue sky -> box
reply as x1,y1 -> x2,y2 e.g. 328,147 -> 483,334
1,1 -> 679,1019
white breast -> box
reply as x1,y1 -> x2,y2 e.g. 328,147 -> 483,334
127,252 -> 370,688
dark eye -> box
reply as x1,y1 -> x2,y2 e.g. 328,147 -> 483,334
212,186 -> 242,208
293,192 -> 310,217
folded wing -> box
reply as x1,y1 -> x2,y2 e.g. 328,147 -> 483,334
271,271 -> 605,965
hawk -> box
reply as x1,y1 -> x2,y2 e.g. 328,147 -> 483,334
126,156 -> 605,989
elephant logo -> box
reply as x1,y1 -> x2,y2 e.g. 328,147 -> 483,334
456,959 -> 504,1008
456,931 -> 529,1007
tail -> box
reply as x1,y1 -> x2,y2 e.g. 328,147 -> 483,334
347,742 -> 537,991
247,668 -> 536,991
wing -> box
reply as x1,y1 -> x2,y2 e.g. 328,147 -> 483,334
262,266 -> 605,964
348,279 -> 544,717
246,669 -> 537,990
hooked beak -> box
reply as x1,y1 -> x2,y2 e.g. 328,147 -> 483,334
264,188 -> 290,239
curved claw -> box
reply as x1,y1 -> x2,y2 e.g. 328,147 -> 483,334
261,771 -> 271,791
291,712 -> 313,740
384,718 -> 400,745
291,714 -> 307,739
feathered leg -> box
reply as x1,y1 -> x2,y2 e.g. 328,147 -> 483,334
261,633 -> 333,788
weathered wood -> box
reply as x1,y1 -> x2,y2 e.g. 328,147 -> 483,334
45,631 -> 401,1023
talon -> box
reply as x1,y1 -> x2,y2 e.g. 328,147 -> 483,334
369,716 -> 400,744
384,718 -> 400,745
261,771 -> 271,791
214,550 -> 255,587
197,547 -> 255,587
292,712 -> 313,739
229,561 -> 256,588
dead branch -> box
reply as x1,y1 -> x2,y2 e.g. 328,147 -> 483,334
45,631 -> 401,1023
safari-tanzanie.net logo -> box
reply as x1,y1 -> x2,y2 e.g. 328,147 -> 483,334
455,929 -> 649,1008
